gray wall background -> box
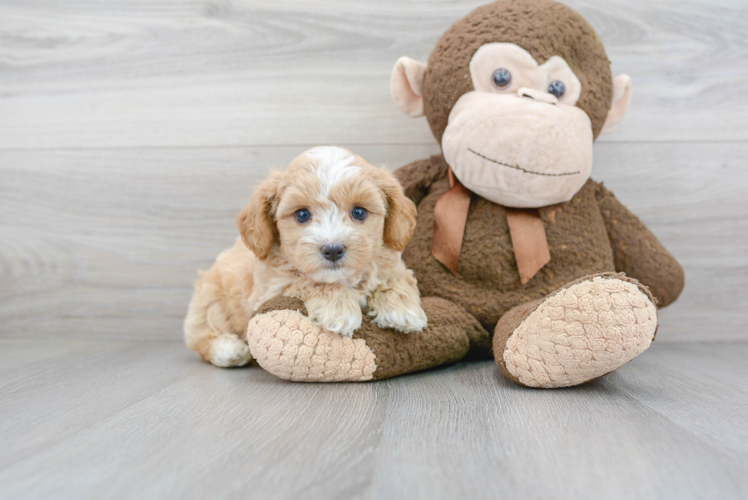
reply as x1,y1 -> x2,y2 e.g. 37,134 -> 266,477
1,0 -> 746,342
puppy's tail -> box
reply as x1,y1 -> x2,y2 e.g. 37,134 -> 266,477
184,276 -> 253,368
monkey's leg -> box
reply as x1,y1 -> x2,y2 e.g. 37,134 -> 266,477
245,296 -> 488,382
493,273 -> 658,388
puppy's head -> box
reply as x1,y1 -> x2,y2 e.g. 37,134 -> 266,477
237,146 -> 416,282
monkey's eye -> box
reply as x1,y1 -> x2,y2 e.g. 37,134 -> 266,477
351,207 -> 368,221
548,80 -> 566,98
294,208 -> 311,224
492,68 -> 512,89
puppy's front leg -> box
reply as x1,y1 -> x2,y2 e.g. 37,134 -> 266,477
368,271 -> 428,333
303,285 -> 363,338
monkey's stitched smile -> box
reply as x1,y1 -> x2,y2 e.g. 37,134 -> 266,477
467,148 -> 580,177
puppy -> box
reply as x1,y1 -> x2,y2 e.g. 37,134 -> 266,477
184,146 -> 427,367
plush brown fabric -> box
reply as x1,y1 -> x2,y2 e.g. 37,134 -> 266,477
464,316 -> 494,360
396,156 -> 683,329
595,186 -> 685,307
363,297 -> 473,380
423,0 -> 613,143
251,295 -> 309,322
396,154 -> 450,205
397,155 -> 629,330
493,297 -> 544,385
250,295 -> 489,380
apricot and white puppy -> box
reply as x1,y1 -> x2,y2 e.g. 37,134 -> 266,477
184,146 -> 427,367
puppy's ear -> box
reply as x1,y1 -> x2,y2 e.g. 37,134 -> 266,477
377,169 -> 417,252
236,173 -> 280,260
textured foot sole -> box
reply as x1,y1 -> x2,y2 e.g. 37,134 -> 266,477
247,309 -> 377,382
503,276 -> 657,388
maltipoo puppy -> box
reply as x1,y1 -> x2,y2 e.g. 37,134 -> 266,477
184,146 -> 428,367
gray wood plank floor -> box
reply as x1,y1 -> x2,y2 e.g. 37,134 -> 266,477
0,339 -> 746,500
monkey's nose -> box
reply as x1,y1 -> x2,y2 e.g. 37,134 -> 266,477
517,87 -> 558,105
321,243 -> 346,263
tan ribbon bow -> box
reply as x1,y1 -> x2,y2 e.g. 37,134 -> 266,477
431,167 -> 551,285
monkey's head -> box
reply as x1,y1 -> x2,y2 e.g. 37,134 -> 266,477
391,0 -> 632,208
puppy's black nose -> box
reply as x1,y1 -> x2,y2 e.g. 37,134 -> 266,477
321,243 -> 345,262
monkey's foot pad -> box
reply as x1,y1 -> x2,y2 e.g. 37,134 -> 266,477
499,274 -> 658,388
247,309 -> 377,382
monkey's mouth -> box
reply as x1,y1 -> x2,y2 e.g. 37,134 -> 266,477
467,148 -> 580,177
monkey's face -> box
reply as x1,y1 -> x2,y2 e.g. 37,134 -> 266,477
390,0 -> 634,209
441,43 -> 593,208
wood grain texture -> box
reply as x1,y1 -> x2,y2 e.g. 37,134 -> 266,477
1,142 -> 746,341
0,0 -> 747,149
0,338 -> 746,499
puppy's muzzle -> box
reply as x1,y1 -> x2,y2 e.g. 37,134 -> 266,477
321,243 -> 346,263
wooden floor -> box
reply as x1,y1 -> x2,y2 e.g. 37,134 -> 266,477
0,339 -> 746,499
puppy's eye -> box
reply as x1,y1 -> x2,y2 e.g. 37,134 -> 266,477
351,207 -> 368,221
294,208 -> 311,224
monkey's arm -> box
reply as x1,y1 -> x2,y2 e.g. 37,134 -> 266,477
595,183 -> 684,307
393,154 -> 449,205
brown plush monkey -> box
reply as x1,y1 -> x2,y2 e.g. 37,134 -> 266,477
246,0 -> 684,387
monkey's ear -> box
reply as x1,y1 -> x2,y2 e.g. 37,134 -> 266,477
601,74 -> 633,134
390,57 -> 427,118
236,173 -> 280,260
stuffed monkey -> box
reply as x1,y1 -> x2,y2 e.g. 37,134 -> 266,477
245,0 -> 684,387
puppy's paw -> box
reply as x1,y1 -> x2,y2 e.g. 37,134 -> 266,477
209,333 -> 253,367
370,305 -> 428,334
306,297 -> 363,337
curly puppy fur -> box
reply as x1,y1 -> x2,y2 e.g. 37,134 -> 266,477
184,146 -> 426,367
